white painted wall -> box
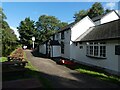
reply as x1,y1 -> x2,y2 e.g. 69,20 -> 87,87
39,44 -> 46,54
118,55 -> 120,73
101,11 -> 119,24
71,40 -> 120,74
61,30 -> 71,59
71,16 -> 95,41
117,41 -> 120,73
50,46 -> 61,57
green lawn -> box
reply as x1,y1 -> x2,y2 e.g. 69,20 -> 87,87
72,64 -> 120,84
0,57 -> 7,62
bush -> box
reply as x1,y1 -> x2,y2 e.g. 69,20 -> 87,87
10,48 -> 24,61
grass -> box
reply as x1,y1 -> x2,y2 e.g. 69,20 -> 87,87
0,57 -> 7,62
72,64 -> 120,84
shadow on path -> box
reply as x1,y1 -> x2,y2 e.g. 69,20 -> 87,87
25,50 -> 120,88
3,67 -> 119,89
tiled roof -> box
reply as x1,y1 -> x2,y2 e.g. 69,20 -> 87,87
57,22 -> 75,33
75,19 -> 120,42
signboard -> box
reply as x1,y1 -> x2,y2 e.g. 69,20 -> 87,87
115,45 -> 120,55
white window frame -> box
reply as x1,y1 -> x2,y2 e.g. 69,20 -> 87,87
86,42 -> 106,58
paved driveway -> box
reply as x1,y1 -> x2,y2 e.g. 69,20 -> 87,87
25,50 -> 119,88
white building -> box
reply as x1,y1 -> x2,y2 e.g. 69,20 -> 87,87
92,10 -> 120,25
49,16 -> 95,59
74,19 -> 120,75
39,10 -> 120,75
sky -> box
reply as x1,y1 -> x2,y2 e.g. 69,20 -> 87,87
1,2 -> 119,39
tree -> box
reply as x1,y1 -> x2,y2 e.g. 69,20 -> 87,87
0,8 -> 7,20
73,2 -> 107,21
0,7 -> 18,56
2,28 -> 18,56
87,2 -> 104,18
17,17 -> 36,48
36,15 -> 68,43
57,22 -> 68,30
74,10 -> 88,22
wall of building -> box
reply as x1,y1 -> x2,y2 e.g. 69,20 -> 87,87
39,44 -> 46,54
71,40 -> 120,74
105,40 -> 119,74
50,46 -> 61,57
71,16 -> 95,41
118,54 -> 120,74
101,11 -> 119,24
117,41 -> 120,74
55,33 -> 61,41
61,30 -> 71,59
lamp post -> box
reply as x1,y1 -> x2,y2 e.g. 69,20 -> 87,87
32,37 -> 35,49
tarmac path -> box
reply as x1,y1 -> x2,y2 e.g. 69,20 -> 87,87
25,50 -> 119,88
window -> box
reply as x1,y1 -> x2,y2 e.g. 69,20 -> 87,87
61,41 -> 64,54
79,46 -> 83,49
56,34 -> 59,39
90,46 -> 93,55
86,42 -> 106,58
94,46 -> 99,56
61,32 -> 64,39
75,43 -> 78,46
115,45 -> 120,55
53,35 -> 55,40
94,42 -> 99,56
100,46 -> 106,57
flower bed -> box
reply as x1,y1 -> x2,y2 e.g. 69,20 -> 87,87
9,48 -> 24,61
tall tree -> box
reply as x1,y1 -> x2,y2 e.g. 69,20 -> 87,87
17,17 -> 36,48
36,15 -> 68,43
0,7 -> 18,56
74,10 -> 88,22
0,8 -> 7,20
73,2 -> 110,21
87,2 -> 104,18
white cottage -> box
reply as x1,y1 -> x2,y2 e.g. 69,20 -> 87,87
51,16 -> 95,59
92,10 -> 120,25
73,19 -> 120,75
38,10 -> 120,75
39,16 -> 95,58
